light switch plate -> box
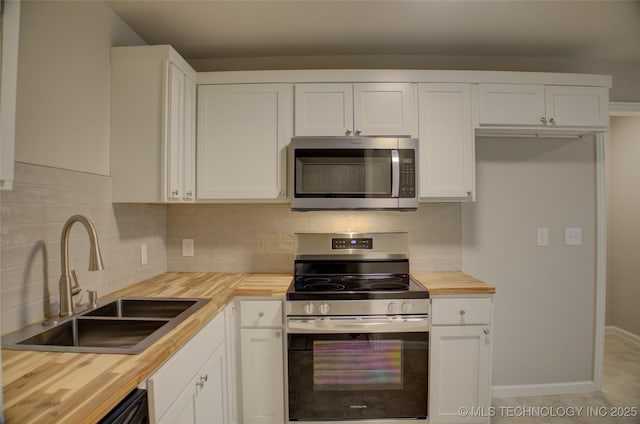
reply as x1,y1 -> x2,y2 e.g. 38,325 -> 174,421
140,244 -> 148,265
182,238 -> 195,257
565,227 -> 582,246
536,228 -> 549,247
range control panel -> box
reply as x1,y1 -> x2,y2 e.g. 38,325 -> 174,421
331,238 -> 373,250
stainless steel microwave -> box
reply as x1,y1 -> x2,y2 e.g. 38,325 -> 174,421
288,137 -> 419,210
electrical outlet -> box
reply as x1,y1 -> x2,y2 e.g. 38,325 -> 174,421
536,228 -> 549,247
182,238 -> 195,257
140,244 -> 148,265
565,227 -> 582,246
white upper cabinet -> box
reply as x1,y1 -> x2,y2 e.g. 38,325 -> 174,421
295,83 -> 415,136
0,0 -> 21,191
111,45 -> 196,203
477,84 -> 545,126
477,83 -> 609,131
544,85 -> 609,127
197,84 -> 292,200
418,83 -> 474,200
294,83 -> 353,136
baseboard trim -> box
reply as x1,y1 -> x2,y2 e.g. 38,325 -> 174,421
492,381 -> 595,398
606,325 -> 640,347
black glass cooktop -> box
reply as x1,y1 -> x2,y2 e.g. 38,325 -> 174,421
287,274 -> 429,300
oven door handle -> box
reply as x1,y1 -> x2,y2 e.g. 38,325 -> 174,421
287,316 -> 429,334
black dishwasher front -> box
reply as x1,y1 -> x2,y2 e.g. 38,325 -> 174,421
99,388 -> 148,424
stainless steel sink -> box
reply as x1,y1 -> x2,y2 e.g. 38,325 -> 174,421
1,297 -> 209,354
84,298 -> 198,319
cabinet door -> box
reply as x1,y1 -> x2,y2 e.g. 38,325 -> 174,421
198,84 -> 292,199
545,85 -> 609,128
354,83 -> 415,136
418,83 -> 473,200
224,303 -> 240,424
241,328 -> 285,424
429,326 -> 492,424
195,344 -> 227,424
166,63 -> 185,201
294,83 -> 354,136
477,84 -> 545,126
182,75 -> 197,202
158,379 -> 197,424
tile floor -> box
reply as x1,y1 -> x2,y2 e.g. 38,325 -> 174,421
492,334 -> 640,423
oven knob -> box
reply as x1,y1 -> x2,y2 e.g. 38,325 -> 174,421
401,302 -> 411,313
304,303 -> 315,315
387,302 -> 398,314
319,303 -> 330,315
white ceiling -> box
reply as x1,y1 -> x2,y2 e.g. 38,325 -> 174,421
105,0 -> 640,62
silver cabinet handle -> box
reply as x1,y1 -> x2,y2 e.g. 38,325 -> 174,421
355,129 -> 362,135
172,190 -> 179,197
540,117 -> 547,125
459,310 -> 466,316
258,312 -> 264,318
484,328 -> 490,335
196,374 -> 208,388
275,331 -> 281,338
549,118 -> 556,125
345,129 -> 352,135
186,190 -> 193,198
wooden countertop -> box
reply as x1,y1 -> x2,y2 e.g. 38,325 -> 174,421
2,271 -> 492,424
412,272 -> 495,295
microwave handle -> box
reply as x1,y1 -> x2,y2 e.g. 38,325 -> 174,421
391,150 -> 400,198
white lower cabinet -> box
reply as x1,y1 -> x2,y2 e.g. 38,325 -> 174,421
239,300 -> 285,424
147,312 -> 227,424
429,298 -> 493,424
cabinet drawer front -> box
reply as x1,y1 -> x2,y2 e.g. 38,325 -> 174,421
148,313 -> 225,422
240,300 -> 283,327
431,298 -> 492,325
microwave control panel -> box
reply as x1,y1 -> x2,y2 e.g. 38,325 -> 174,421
399,150 -> 416,198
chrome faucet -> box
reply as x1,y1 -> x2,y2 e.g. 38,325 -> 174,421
58,215 -> 105,317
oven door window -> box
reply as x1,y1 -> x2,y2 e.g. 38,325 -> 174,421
294,149 -> 392,198
288,332 -> 428,421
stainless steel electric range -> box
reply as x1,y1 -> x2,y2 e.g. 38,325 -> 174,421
286,232 -> 430,424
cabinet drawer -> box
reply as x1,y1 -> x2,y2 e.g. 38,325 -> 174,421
240,300 -> 282,327
148,312 -> 225,422
431,298 -> 492,325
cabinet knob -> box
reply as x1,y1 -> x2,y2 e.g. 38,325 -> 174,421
345,129 -> 352,135
355,129 -> 362,135
466,190 -> 472,196
549,118 -> 556,125
275,331 -> 281,338
540,117 -> 547,125
257,312 -> 264,318
172,190 -> 179,197
459,310 -> 466,316
279,191 -> 285,197
186,190 -> 193,198
484,329 -> 490,335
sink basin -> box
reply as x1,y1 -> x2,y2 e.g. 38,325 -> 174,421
84,298 -> 198,319
1,297 -> 209,354
18,318 -> 167,349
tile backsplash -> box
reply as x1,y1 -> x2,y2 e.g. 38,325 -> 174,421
0,163 -> 167,333
167,203 -> 461,273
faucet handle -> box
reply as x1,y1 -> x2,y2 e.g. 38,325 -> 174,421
70,270 -> 81,296
88,290 -> 98,308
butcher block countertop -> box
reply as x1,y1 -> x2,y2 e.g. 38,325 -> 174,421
2,271 -> 492,424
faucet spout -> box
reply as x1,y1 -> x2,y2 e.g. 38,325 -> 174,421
59,215 -> 105,317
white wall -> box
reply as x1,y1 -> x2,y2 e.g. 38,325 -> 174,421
167,203 -> 461,273
606,116 -> 640,336
14,0 -> 144,175
0,1 -> 168,334
191,54 -> 640,102
462,137 -> 597,390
